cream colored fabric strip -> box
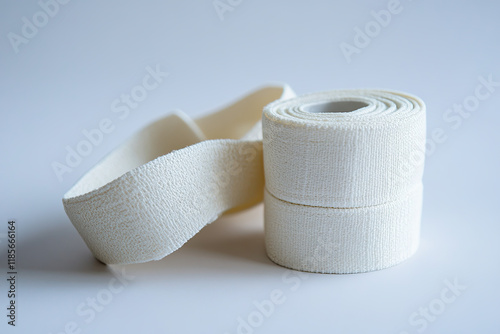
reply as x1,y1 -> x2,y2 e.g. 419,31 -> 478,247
264,185 -> 423,274
263,90 -> 426,273
63,85 -> 295,264
63,86 -> 425,273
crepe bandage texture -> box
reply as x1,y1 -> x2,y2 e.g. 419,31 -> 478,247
63,86 -> 426,274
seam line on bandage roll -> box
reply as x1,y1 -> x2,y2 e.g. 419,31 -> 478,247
264,184 -> 423,210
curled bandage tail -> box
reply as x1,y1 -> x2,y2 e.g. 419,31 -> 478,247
63,84 -> 294,264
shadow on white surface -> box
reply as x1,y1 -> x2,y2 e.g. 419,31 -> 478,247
20,205 -> 275,278
20,219 -> 109,275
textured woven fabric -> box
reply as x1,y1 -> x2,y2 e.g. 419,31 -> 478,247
63,86 -> 426,273
263,90 -> 426,273
63,85 -> 295,264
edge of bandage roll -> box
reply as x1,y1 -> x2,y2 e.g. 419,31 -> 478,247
63,111 -> 205,200
264,184 -> 423,274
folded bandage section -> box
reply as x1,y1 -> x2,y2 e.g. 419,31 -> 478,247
63,85 -> 295,264
263,90 -> 426,273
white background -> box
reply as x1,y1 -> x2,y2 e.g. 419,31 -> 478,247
1,0 -> 499,333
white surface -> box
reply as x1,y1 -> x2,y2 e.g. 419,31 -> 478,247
1,0 -> 499,333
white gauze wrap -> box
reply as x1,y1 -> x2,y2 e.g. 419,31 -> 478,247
63,85 -> 426,274
263,90 -> 426,273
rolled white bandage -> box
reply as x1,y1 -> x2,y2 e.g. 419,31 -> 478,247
62,86 -> 426,274
263,90 -> 426,273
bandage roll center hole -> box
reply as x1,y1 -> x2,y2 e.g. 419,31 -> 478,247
304,101 -> 368,113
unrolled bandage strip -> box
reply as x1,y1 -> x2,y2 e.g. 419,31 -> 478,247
63,85 -> 426,274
